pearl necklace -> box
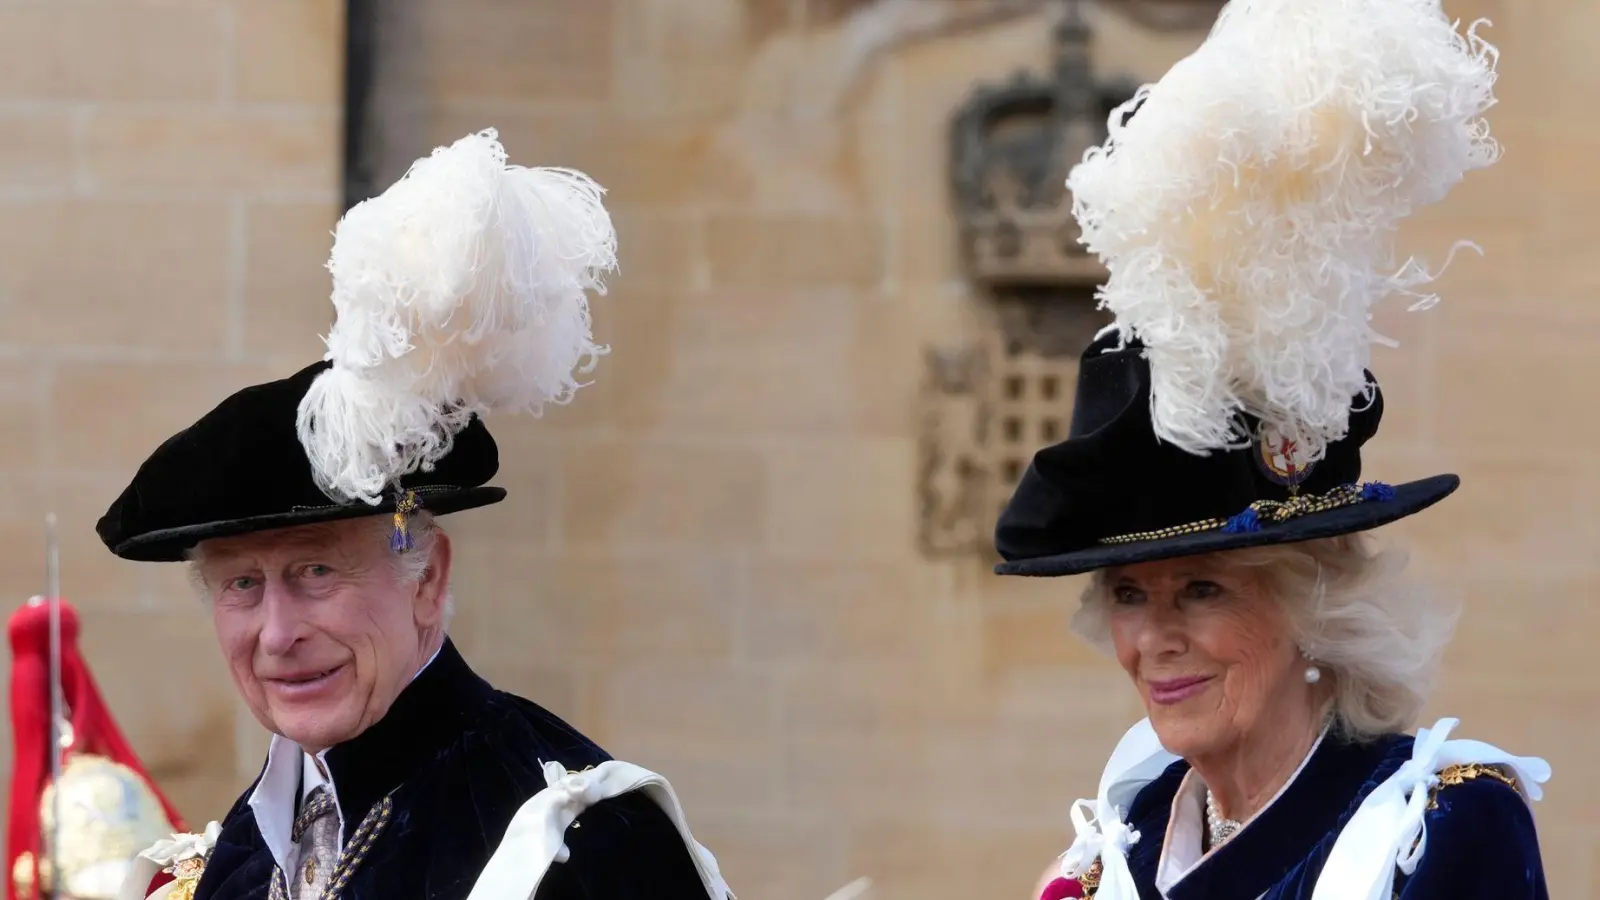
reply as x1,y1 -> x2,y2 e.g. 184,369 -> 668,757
1205,790 -> 1242,848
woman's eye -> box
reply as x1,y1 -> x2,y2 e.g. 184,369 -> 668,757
1112,585 -> 1145,605
303,565 -> 333,579
228,576 -> 257,591
1185,580 -> 1223,599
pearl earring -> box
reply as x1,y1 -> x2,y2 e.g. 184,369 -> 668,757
1299,644 -> 1322,684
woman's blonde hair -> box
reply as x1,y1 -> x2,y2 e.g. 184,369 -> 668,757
1073,534 -> 1458,740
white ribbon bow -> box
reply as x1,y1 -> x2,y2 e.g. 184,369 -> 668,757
465,759 -> 733,900
1056,719 -> 1181,900
115,822 -> 223,900
1310,717 -> 1551,900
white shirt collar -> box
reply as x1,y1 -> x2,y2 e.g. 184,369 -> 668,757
246,642 -> 445,871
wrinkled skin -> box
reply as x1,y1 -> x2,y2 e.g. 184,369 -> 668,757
194,517 -> 451,754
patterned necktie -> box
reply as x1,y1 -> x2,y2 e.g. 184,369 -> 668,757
291,786 -> 339,900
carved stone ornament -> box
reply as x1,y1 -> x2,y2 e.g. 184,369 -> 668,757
919,1 -> 1128,559
949,1 -> 1138,288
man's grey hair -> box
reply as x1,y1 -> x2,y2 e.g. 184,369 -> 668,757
185,511 -> 455,629
1073,534 -> 1458,741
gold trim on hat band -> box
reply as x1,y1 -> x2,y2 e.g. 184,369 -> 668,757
1097,482 -> 1397,546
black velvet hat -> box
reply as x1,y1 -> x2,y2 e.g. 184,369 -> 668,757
97,361 -> 506,563
992,332 -> 1459,577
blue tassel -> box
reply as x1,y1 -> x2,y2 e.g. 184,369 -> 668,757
1360,481 -> 1396,502
1223,507 -> 1261,533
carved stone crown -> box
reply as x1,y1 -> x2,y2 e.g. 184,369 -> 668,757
950,6 -> 1139,287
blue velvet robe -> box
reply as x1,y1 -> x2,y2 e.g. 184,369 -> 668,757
190,640 -> 715,900
1071,731 -> 1547,899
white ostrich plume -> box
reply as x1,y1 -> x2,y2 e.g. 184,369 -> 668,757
1067,0 -> 1500,462
298,128 -> 616,504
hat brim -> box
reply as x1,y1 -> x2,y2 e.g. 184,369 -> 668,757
110,485 -> 506,563
993,474 -> 1458,577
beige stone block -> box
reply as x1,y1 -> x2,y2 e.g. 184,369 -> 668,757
559,436 -> 766,551
0,113 -> 73,190
75,608 -> 236,778
609,289 -> 912,437
0,362 -> 45,471
428,109 -> 737,208
892,206 -> 963,285
921,721 -> 1106,825
436,454 -> 557,549
242,202 -> 338,359
612,209 -> 702,290
688,818 -> 849,900
743,560 -> 928,664
706,213 -> 886,289
1445,575 -> 1593,682
845,821 -> 1065,900
51,360 -> 276,473
49,472 -> 151,611
0,199 -> 230,353
981,603 -> 1097,674
237,0 -> 342,104
592,663 -> 784,816
1431,315 -> 1597,457
613,0 -> 760,119
84,110 -> 338,195
461,547 -> 740,668
779,661 -> 970,737
422,0 -> 614,104
594,661 -> 776,747
783,730 -> 940,822
1398,453 -> 1595,577
0,475 -> 51,603
470,656 -> 587,725
760,437 -> 915,561
1494,0 -> 1600,120
0,4 -> 224,102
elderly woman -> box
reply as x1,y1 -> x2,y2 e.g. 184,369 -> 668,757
1000,334 -> 1551,900
996,2 -> 1551,897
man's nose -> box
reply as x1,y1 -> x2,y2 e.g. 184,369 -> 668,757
257,582 -> 305,656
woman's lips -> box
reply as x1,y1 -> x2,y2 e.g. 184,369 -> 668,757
1147,675 -> 1214,705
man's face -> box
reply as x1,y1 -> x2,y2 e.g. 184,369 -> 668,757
195,517 -> 451,753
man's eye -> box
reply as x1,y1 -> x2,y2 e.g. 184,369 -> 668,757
303,565 -> 333,578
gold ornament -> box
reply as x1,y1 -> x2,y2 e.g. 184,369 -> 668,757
37,754 -> 178,900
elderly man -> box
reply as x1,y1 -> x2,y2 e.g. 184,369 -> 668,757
96,131 -> 730,900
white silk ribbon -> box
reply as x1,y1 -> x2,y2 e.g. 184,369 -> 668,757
116,821 -> 223,900
465,759 -> 733,900
1057,719 -> 1181,900
1310,717 -> 1551,900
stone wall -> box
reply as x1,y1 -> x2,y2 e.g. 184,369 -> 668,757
2,0 -> 1595,897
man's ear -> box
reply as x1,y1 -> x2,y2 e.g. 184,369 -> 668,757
413,528 -> 453,627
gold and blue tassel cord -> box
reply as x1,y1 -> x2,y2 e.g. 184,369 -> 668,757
1099,482 -> 1396,545
390,490 -> 420,553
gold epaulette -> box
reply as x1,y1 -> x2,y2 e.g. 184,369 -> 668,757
1427,762 -> 1519,811
1078,857 -> 1103,898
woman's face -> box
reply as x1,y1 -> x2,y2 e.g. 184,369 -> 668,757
1105,554 -> 1310,760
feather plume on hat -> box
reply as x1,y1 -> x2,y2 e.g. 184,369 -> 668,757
297,128 -> 616,505
1067,0 -> 1500,464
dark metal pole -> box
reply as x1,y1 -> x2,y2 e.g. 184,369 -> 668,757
343,0 -> 379,212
